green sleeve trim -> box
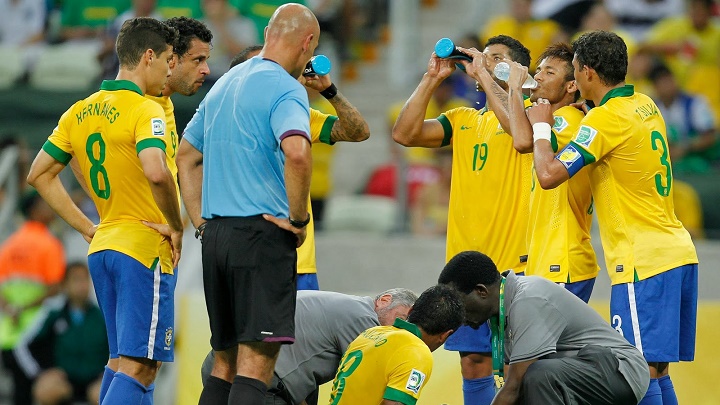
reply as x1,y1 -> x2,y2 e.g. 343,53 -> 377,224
136,138 -> 166,155
384,387 -> 417,405
550,131 -> 558,153
568,140 -> 596,165
319,115 -> 337,145
437,115 -> 453,147
42,141 -> 72,165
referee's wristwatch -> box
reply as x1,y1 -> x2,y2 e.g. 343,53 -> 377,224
194,222 -> 207,240
289,213 -> 311,229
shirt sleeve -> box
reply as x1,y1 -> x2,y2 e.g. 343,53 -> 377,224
43,104 -> 78,165
555,108 -> 619,177
183,99 -> 207,151
383,345 -> 433,405
134,100 -> 167,155
271,82 -> 311,143
309,108 -> 337,145
507,296 -> 568,363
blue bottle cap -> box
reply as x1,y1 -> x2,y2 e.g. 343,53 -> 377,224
435,38 -> 455,59
311,55 -> 332,76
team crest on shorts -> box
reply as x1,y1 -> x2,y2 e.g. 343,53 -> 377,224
164,327 -> 173,349
405,369 -> 426,394
152,118 -> 165,137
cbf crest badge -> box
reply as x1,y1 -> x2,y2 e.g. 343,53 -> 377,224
164,327 -> 173,350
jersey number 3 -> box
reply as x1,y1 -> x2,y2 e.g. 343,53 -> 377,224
651,131 -> 672,197
86,133 -> 111,200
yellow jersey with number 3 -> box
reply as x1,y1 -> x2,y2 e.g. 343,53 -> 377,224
328,319 -> 433,405
43,80 -> 176,274
556,85 -> 697,284
527,106 -> 599,283
439,105 -> 532,273
294,109 -> 337,274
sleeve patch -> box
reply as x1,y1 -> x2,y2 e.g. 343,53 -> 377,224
152,118 -> 165,137
552,116 -> 568,133
405,369 -> 426,394
556,143 -> 585,177
574,125 -> 597,148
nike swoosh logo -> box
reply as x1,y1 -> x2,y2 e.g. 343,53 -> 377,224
460,126 -> 472,130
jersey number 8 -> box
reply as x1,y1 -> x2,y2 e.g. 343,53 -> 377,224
86,133 -> 111,200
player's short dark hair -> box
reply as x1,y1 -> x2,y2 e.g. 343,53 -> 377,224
538,42 -> 575,82
116,17 -> 178,68
230,45 -> 264,69
572,30 -> 627,86
438,251 -> 501,294
485,35 -> 531,68
165,17 -> 213,58
407,284 -> 464,335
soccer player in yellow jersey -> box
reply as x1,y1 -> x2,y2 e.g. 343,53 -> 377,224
26,18 -> 183,405
328,285 -> 464,405
146,17 -> 212,175
498,43 -> 599,303
530,31 -> 698,405
393,35 -> 532,405
187,45 -> 370,291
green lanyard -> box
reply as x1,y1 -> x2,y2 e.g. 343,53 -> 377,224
489,277 -> 506,389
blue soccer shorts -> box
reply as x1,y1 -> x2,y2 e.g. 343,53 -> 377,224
89,250 -> 177,362
296,273 -> 320,291
443,322 -> 492,353
559,278 -> 596,303
610,264 -> 698,363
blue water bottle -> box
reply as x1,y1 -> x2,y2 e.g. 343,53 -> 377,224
435,38 -> 472,71
303,55 -> 331,77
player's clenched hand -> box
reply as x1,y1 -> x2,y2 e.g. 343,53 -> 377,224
427,52 -> 456,80
527,98 -> 554,126
301,72 -> 332,92
142,221 -> 183,268
262,214 -> 308,248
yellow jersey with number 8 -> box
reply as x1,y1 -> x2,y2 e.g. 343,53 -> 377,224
328,319 -> 433,405
557,85 -> 697,284
43,80 -> 175,274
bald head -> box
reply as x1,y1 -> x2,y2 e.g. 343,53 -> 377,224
261,3 -> 319,77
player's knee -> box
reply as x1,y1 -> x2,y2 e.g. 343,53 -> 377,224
459,352 -> 493,378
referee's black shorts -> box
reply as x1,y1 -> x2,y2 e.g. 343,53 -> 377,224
201,215 -> 297,350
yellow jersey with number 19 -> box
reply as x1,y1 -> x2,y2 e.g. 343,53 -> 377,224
439,104 -> 533,273
526,106 -> 599,283
43,80 -> 176,274
556,85 -> 698,285
328,319 -> 433,405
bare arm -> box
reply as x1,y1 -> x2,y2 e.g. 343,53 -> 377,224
458,47 -> 512,134
138,147 -> 183,266
491,359 -> 537,405
303,74 -> 370,143
506,62 -> 534,153
69,157 -> 92,197
527,102 -> 570,189
27,151 -> 95,242
279,135 -> 312,247
392,54 -> 456,148
177,139 -> 205,229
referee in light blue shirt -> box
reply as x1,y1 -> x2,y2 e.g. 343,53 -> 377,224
176,4 -> 320,404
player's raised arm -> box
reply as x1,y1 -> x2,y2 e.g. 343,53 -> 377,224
302,73 -> 370,143
528,100 -> 570,189
506,61 -> 534,153
392,53 -> 455,148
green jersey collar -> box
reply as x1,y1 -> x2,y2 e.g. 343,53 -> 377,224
393,318 -> 422,339
599,84 -> 634,106
100,80 -> 143,96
